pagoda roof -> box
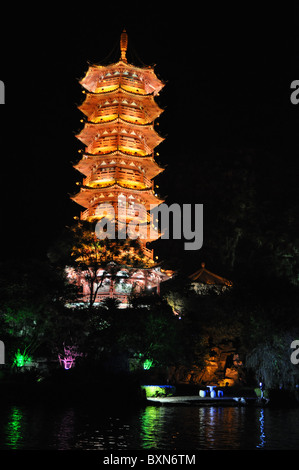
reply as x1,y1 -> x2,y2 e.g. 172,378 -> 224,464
82,85 -> 159,98
73,152 -> 164,179
189,263 -> 233,286
80,85 -> 163,100
76,118 -> 164,151
77,115 -> 162,132
71,184 -> 164,209
78,88 -> 163,124
80,61 -> 164,96
80,30 -> 164,98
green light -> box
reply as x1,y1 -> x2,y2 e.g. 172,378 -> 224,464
143,359 -> 153,370
141,385 -> 176,398
140,406 -> 162,449
13,349 -> 32,368
6,406 -> 24,449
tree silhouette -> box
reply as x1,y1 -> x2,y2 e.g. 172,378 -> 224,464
68,220 -> 154,308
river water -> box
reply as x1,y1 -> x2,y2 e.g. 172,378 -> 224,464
0,402 -> 299,451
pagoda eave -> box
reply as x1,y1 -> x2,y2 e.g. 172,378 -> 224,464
76,116 -> 163,133
76,128 -> 164,153
73,152 -> 165,180
81,85 -> 160,98
78,89 -> 164,124
80,61 -> 164,96
71,185 -> 164,209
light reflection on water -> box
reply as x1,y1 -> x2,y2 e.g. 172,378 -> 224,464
5,406 -> 24,449
1,403 -> 299,450
257,408 -> 266,449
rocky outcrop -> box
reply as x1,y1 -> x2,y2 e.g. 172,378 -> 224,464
168,342 -> 244,387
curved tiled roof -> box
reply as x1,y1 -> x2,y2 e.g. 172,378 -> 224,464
189,262 -> 232,286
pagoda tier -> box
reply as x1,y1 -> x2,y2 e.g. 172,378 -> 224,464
79,62 -> 164,96
73,151 -> 164,181
71,183 -> 163,209
71,183 -> 162,245
73,30 -> 165,259
75,118 -> 163,156
78,88 -> 163,124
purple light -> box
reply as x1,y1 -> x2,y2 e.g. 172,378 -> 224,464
58,345 -> 83,370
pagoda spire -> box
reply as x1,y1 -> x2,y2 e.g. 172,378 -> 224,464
120,29 -> 128,63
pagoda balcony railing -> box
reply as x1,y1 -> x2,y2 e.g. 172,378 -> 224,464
90,135 -> 150,155
121,104 -> 148,121
120,77 -> 145,92
98,77 -> 145,93
124,207 -> 151,222
142,246 -> 153,259
98,78 -> 120,90
83,172 -> 113,186
80,206 -> 151,223
93,105 -> 147,123
83,169 -> 153,189
80,208 -> 90,220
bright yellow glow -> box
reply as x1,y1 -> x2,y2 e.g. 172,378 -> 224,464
90,144 -> 149,157
120,115 -> 145,124
87,178 -> 148,189
90,115 -> 146,125
88,178 -> 114,188
119,145 -> 145,156
95,85 -> 119,93
122,85 -> 146,94
92,114 -> 118,123
91,145 -> 117,154
117,179 -> 147,189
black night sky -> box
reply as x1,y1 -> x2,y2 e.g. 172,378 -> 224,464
0,3 -> 298,280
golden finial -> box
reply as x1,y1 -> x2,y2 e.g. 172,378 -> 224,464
120,29 -> 128,62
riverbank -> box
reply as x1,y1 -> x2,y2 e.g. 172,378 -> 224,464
1,369 -> 299,409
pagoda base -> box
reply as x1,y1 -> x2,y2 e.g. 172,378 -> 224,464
66,265 -> 172,308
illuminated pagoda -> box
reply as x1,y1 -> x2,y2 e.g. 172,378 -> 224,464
69,30 -> 171,306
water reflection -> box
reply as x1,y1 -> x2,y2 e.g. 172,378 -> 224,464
198,407 -> 247,449
54,408 -> 76,450
256,408 -> 266,449
1,403 -> 299,450
140,406 -> 164,448
5,406 -> 24,449
139,406 -> 248,450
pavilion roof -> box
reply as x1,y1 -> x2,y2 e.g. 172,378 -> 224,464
189,263 -> 232,286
